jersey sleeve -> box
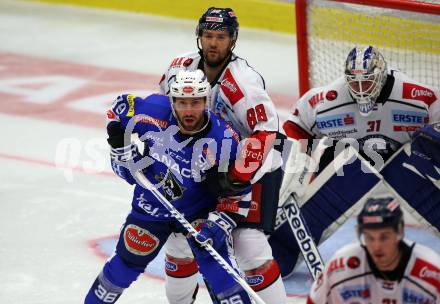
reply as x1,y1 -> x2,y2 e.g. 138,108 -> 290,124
428,86 -> 440,124
219,63 -> 280,182
283,88 -> 322,140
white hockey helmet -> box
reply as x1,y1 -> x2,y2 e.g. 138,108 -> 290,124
169,69 -> 211,103
344,46 -> 387,116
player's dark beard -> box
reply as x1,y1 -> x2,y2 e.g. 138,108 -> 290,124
203,50 -> 231,68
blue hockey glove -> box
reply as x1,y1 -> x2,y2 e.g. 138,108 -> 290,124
195,211 -> 237,252
407,123 -> 440,180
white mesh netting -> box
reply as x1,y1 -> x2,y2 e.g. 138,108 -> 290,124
305,0 -> 440,89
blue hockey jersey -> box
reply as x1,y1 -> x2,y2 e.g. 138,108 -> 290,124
107,93 -> 250,222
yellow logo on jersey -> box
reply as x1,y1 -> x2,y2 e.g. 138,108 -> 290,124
127,94 -> 135,117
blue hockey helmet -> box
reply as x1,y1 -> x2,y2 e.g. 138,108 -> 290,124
344,46 -> 387,116
357,197 -> 403,232
196,7 -> 239,41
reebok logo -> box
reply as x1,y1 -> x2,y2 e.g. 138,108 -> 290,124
283,199 -> 323,278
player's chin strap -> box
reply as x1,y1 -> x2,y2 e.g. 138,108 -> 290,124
133,171 -> 266,304
278,137 -> 331,280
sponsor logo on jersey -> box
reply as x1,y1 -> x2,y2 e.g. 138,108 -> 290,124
246,275 -> 264,286
339,285 -> 371,301
123,224 -> 159,256
165,260 -> 178,272
328,257 -> 345,276
410,258 -> 440,293
217,198 -> 240,213
403,288 -> 435,304
225,123 -> 240,143
316,113 -> 355,129
347,256 -> 360,269
134,114 -> 168,128
381,280 -> 396,291
169,57 -> 187,69
402,83 -> 437,106
326,90 -> 338,101
308,92 -> 324,108
391,110 -> 428,125
183,58 -> 193,67
126,94 -> 136,117
220,68 -> 244,106
154,171 -> 186,201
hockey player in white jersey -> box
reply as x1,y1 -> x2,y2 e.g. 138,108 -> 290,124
159,7 -> 287,304
307,197 -> 440,304
270,45 -> 440,278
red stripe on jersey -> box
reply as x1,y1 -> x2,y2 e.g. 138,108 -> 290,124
402,83 -> 437,106
245,259 -> 281,291
165,255 -> 198,278
220,68 -> 244,106
230,131 -> 276,182
244,183 -> 262,223
283,121 -> 312,140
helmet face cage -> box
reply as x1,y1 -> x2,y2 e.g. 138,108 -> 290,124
344,46 -> 387,116
196,7 -> 239,41
169,69 -> 211,105
357,197 -> 403,236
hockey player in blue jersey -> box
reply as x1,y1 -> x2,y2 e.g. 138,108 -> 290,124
84,70 -> 255,303
272,45 -> 440,278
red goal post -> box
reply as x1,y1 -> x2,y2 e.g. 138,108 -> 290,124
296,0 -> 440,96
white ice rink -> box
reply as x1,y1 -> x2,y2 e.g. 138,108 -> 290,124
1,1 -> 439,304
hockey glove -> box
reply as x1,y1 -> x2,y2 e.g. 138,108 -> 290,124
107,121 -> 127,149
206,168 -> 251,197
407,122 -> 440,181
195,211 -> 237,253
107,122 -> 141,184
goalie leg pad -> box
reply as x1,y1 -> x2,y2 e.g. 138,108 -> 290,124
381,145 -> 440,235
270,152 -> 382,277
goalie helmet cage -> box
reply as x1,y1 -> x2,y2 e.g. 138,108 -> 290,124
296,0 -> 440,96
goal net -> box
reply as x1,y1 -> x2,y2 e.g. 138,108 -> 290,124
296,0 -> 440,95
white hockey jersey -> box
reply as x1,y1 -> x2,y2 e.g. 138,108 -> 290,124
307,241 -> 440,304
285,70 -> 440,157
159,51 -> 280,138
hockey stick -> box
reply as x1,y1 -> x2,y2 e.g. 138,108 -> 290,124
133,171 -> 266,304
279,137 -> 330,280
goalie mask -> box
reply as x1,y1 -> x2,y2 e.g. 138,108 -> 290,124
169,70 -> 211,134
345,46 -> 387,116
